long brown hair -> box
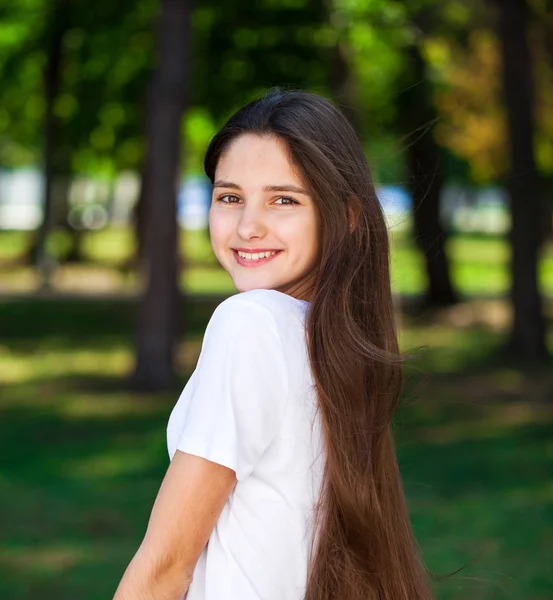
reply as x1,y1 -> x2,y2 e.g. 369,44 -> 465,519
204,89 -> 433,600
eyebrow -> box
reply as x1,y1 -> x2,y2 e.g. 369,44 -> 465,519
213,180 -> 310,195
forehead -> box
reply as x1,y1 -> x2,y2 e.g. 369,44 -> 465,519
215,134 -> 305,184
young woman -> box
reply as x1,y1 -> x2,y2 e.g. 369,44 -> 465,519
113,89 -> 433,600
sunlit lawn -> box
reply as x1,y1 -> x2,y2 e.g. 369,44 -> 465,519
0,297 -> 552,599
1,227 -> 553,297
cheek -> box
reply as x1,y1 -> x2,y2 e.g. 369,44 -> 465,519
283,215 -> 319,261
208,211 -> 230,247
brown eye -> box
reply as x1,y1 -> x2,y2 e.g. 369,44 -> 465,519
218,195 -> 241,204
274,196 -> 298,205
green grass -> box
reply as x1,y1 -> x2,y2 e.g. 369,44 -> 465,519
0,297 -> 552,599
1,228 -> 553,297
389,231 -> 553,297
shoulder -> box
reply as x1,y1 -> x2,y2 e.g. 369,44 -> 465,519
197,291 -> 290,382
204,290 -> 307,358
210,289 -> 298,327
203,290 -> 288,348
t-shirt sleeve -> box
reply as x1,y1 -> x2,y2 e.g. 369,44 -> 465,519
173,297 -> 290,481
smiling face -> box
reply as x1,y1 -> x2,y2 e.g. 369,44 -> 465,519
209,133 -> 320,301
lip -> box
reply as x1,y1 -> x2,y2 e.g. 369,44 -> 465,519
233,248 -> 282,253
232,248 -> 282,267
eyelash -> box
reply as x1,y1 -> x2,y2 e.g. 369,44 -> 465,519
217,194 -> 299,206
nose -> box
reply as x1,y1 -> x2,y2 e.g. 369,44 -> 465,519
236,203 -> 266,240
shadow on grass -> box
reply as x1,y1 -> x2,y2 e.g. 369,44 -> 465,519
0,296 -> 219,340
0,297 -> 552,599
2,370 -> 552,599
0,370 -> 178,599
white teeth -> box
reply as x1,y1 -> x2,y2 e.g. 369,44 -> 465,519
236,250 -> 278,260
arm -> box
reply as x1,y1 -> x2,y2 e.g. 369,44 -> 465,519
113,450 -> 237,600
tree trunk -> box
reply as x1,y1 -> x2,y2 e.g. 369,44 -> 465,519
330,39 -> 360,132
131,0 -> 191,391
133,158 -> 149,269
399,44 -> 458,307
540,175 -> 553,244
534,11 -> 553,245
34,0 -> 70,288
494,0 -> 548,361
317,0 -> 359,130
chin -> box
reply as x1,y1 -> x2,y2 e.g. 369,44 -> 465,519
232,277 -> 283,293
235,282 -> 271,292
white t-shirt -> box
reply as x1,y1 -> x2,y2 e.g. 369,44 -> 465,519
166,289 -> 325,600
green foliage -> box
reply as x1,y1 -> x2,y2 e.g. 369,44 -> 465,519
182,108 -> 217,174
1,0 -> 552,183
190,0 -> 335,123
64,0 -> 158,174
0,0 -> 338,175
0,0 -> 47,166
0,0 -> 157,174
44,227 -> 73,259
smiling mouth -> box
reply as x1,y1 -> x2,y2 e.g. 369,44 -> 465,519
232,249 -> 282,266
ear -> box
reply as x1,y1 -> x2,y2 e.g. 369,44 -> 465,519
348,205 -> 356,233
347,197 -> 362,233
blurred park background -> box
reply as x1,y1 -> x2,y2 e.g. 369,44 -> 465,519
1,0 -> 552,598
